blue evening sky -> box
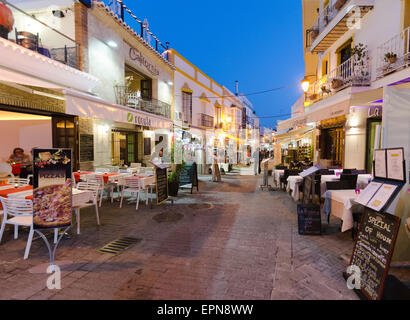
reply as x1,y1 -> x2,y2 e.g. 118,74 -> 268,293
104,0 -> 305,129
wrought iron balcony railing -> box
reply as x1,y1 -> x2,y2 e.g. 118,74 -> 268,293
114,85 -> 171,119
306,51 -> 370,103
307,0 -> 342,46
376,26 -> 410,79
4,0 -> 80,70
198,113 -> 214,128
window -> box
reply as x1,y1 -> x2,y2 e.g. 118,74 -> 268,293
182,91 -> 192,124
336,39 -> 353,66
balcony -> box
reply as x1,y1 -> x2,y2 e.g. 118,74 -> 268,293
198,114 -> 214,128
376,27 -> 410,79
114,85 -> 171,119
4,1 -> 80,70
306,51 -> 370,103
307,0 -> 374,53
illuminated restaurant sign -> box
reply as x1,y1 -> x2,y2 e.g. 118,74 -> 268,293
129,47 -> 160,77
127,112 -> 153,127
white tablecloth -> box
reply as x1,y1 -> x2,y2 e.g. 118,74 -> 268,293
287,176 -> 303,201
9,188 -> 94,207
320,174 -> 373,196
273,170 -> 285,187
323,189 -> 360,232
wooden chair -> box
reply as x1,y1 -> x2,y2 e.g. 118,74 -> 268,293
340,174 -> 358,189
15,29 -> 39,51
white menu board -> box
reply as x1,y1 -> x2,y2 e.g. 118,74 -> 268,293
355,181 -> 383,206
387,148 -> 404,181
374,149 -> 387,179
367,184 -> 398,212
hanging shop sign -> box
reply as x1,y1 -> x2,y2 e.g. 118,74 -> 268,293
129,47 -> 160,77
368,106 -> 382,118
32,149 -> 72,230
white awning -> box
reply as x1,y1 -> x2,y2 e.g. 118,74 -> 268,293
63,89 -> 173,130
0,66 -> 62,89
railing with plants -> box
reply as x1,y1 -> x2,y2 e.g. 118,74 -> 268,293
307,44 -> 370,102
114,84 -> 171,119
3,0 -> 80,70
376,26 -> 410,79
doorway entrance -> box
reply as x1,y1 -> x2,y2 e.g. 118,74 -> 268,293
365,118 -> 382,173
52,116 -> 78,171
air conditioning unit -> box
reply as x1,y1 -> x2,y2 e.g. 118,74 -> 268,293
175,112 -> 183,121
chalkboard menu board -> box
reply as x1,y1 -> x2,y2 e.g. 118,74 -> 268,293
155,167 -> 168,205
79,134 -> 94,162
297,204 -> 322,235
349,209 -> 401,300
179,163 -> 198,194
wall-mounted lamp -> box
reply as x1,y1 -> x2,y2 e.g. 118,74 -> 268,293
107,40 -> 118,48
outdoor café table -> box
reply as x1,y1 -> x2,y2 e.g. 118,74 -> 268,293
0,185 -> 33,208
286,175 -> 303,201
73,171 -> 94,183
10,187 -> 94,207
320,174 -> 373,196
273,169 -> 285,187
323,189 -> 360,232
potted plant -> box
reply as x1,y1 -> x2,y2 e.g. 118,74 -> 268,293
331,77 -> 343,89
309,93 -> 318,100
384,52 -> 397,64
310,28 -> 319,40
168,162 -> 185,197
334,0 -> 347,10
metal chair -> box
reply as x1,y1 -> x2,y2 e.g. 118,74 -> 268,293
0,197 -> 33,260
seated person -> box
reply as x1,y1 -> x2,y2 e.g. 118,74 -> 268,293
8,147 -> 32,178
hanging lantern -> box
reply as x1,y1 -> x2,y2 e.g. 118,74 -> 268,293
0,3 -> 14,38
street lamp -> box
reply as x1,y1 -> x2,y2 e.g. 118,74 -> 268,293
301,78 -> 310,93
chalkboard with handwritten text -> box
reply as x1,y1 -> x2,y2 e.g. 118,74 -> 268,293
349,209 -> 401,300
297,204 -> 321,235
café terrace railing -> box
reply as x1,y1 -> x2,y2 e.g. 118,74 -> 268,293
114,85 -> 171,119
5,0 -> 80,70
306,51 -> 371,103
376,26 -> 410,79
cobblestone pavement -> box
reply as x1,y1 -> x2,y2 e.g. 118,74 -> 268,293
0,175 -> 392,300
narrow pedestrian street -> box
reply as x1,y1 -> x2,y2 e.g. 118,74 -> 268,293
0,175 -> 363,300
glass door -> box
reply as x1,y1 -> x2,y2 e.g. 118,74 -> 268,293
111,131 -> 137,165
366,119 -> 382,173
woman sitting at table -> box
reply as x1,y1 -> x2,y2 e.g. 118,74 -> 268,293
8,148 -> 31,178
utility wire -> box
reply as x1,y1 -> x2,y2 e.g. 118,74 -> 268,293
175,83 -> 300,99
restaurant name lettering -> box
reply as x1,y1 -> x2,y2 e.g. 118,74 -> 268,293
127,113 -> 153,127
129,48 -> 160,77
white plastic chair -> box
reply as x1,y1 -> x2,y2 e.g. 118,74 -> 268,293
119,177 -> 143,211
0,197 -> 34,259
74,182 -> 100,235
95,168 -> 109,174
107,166 -> 120,173
0,163 -> 13,178
6,178 -> 30,186
86,174 -> 114,207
